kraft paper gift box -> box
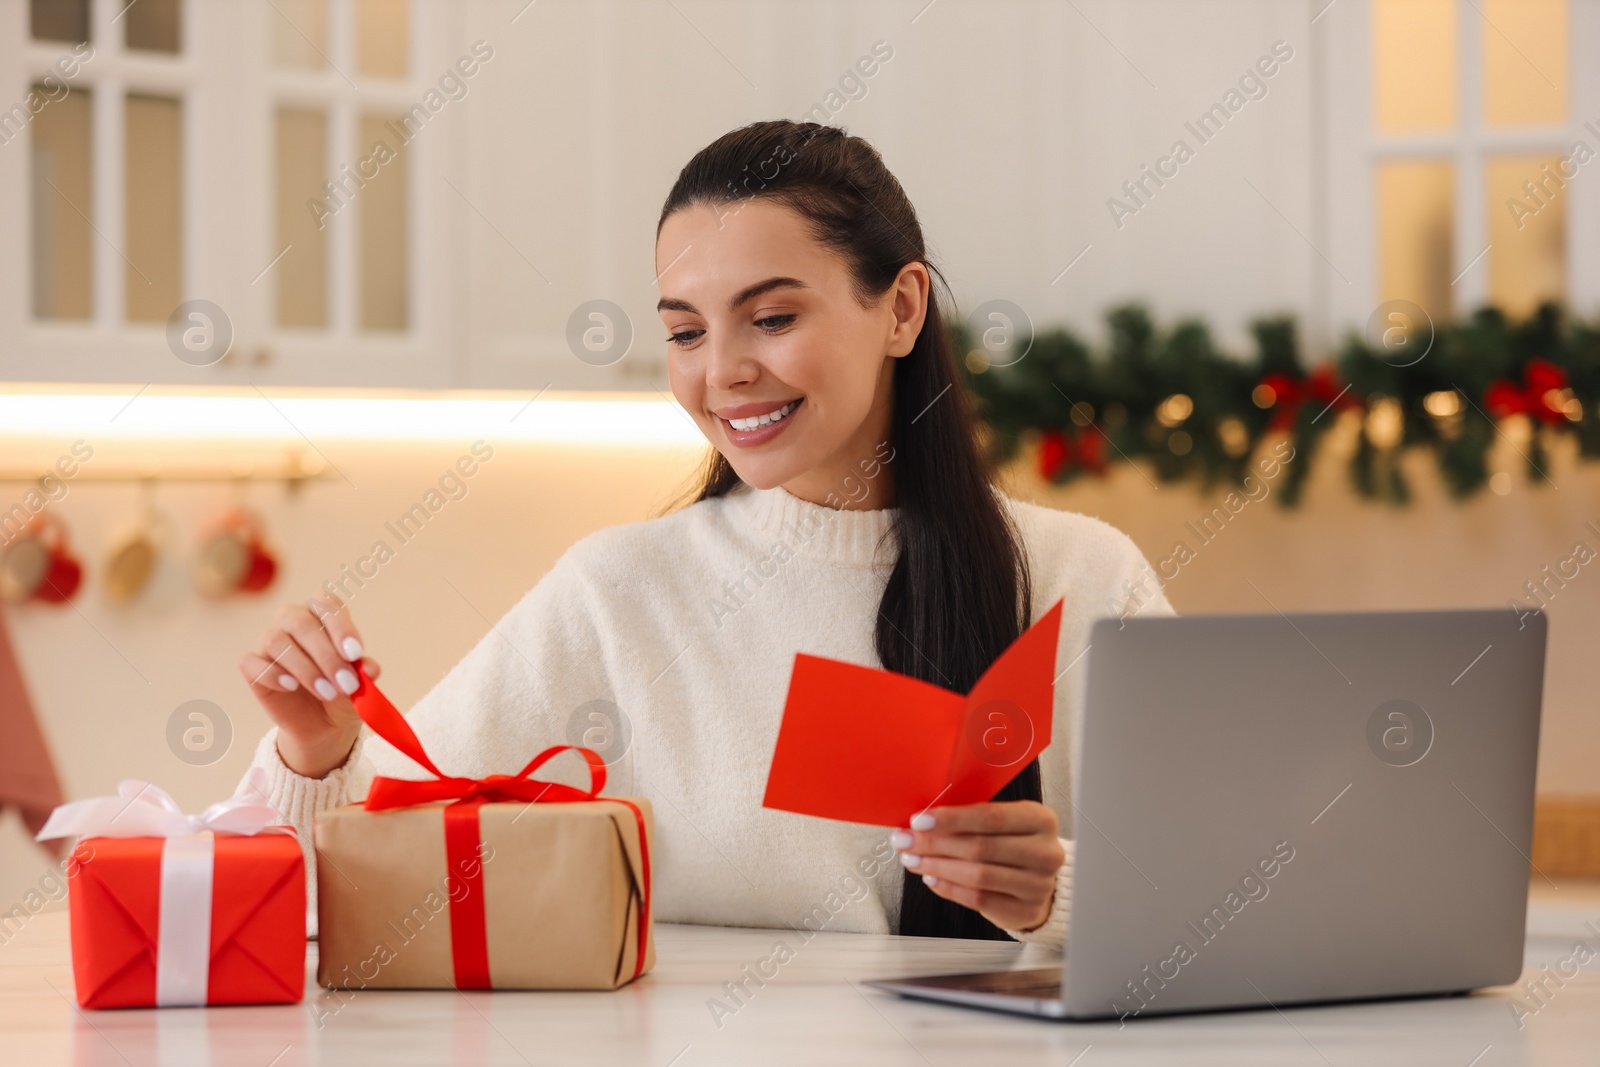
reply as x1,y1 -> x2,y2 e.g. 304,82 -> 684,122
34,771 -> 306,1010
315,664 -> 654,991
315,796 -> 654,990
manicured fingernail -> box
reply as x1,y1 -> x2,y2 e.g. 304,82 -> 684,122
341,636 -> 363,661
890,831 -> 913,850
335,668 -> 359,694
313,678 -> 338,701
899,852 -> 921,869
922,874 -> 938,886
910,813 -> 936,831
277,673 -> 299,691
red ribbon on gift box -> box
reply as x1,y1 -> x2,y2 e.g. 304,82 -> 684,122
347,665 -> 651,989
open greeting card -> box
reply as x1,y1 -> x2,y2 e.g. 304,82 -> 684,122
762,600 -> 1065,827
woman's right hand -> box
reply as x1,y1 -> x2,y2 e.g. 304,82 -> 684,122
238,591 -> 379,779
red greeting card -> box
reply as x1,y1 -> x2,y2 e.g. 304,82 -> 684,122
762,600 -> 1064,827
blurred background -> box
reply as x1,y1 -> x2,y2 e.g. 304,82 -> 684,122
1,0 -> 1597,908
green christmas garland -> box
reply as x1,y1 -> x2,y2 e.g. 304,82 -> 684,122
957,301 -> 1600,506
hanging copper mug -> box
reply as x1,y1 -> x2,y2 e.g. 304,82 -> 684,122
192,508 -> 278,598
103,503 -> 176,605
0,512 -> 84,604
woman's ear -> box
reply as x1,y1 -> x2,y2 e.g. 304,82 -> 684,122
885,261 -> 930,359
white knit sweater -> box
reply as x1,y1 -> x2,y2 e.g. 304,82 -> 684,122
247,483 -> 1173,948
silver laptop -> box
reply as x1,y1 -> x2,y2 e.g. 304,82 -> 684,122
866,608 -> 1547,1020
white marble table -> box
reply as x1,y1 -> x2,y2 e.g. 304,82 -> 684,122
3,881 -> 1598,1066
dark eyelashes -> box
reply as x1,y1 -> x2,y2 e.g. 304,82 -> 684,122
665,315 -> 795,348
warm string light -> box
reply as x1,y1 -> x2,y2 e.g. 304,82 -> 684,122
1423,390 -> 1460,418
1152,394 -> 1193,455
1155,393 -> 1194,427
1218,417 -> 1250,457
1363,397 -> 1405,449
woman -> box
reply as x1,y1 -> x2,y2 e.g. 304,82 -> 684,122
239,120 -> 1172,946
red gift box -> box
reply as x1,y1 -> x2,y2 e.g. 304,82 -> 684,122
65,831 -> 306,1009
37,771 -> 307,1010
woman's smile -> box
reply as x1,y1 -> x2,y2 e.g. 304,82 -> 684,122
715,397 -> 805,447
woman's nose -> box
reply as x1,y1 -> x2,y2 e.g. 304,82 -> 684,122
703,336 -> 760,391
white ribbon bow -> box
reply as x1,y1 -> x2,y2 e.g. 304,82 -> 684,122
34,767 -> 283,842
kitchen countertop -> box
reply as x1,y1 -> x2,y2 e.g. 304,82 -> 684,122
3,880 -> 1598,1066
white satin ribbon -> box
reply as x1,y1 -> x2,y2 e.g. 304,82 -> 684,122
34,769 -> 286,1008
157,832 -> 215,1006
33,767 -> 282,842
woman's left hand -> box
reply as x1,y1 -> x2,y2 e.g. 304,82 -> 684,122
890,800 -> 1065,932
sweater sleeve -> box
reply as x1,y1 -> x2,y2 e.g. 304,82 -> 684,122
242,544 -> 610,937
249,727 -> 372,937
1113,535 -> 1177,623
1000,836 -> 1073,949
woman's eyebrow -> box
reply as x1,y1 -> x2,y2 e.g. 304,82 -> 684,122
656,276 -> 809,315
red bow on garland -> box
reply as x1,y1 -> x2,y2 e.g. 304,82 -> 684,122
1037,427 -> 1107,481
349,665 -> 651,989
1255,365 -> 1358,431
1485,358 -> 1571,425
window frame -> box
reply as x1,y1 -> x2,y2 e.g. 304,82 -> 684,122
1321,0 -> 1600,342
0,0 -> 458,387
265,0 -> 445,374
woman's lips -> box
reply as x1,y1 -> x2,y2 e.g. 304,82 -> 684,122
718,398 -> 803,447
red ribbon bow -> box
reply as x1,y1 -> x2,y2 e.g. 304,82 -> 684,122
1256,365 -> 1357,431
1037,427 -> 1106,481
348,665 -> 651,989
1485,358 -> 1570,425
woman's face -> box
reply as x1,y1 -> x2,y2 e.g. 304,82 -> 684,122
655,199 -> 926,508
